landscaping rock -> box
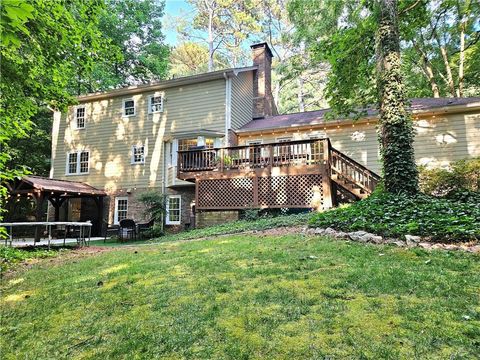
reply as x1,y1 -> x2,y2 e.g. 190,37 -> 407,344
348,231 -> 369,242
348,231 -> 382,243
324,228 -> 338,237
392,240 -> 406,247
332,231 -> 348,239
418,242 -> 432,250
405,235 -> 421,247
313,228 -> 326,235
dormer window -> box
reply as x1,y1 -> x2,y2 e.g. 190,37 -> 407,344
75,106 -> 86,129
123,99 -> 135,117
148,94 -> 163,113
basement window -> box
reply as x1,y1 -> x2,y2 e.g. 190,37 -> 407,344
114,197 -> 128,224
166,195 -> 181,225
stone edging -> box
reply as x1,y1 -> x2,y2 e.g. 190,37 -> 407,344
303,227 -> 480,253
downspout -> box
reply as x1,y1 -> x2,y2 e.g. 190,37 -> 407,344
223,72 -> 232,146
161,140 -> 166,232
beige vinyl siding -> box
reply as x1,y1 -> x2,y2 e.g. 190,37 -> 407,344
230,72 -> 253,129
51,79 -> 226,191
237,111 -> 480,174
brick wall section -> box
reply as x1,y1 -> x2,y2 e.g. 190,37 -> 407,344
196,211 -> 239,228
106,187 -> 194,228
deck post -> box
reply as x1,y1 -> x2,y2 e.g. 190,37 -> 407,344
321,139 -> 334,210
34,192 -> 45,242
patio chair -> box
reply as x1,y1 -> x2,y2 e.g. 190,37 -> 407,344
103,220 -> 119,242
137,219 -> 154,239
119,219 -> 137,241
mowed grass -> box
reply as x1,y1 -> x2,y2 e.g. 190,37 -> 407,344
1,234 -> 479,359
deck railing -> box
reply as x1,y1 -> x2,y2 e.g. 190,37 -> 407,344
178,139 -> 329,175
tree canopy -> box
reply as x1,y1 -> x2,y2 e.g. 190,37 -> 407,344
74,0 -> 170,94
0,0 -> 108,222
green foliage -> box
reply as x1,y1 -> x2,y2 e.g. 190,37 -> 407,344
241,208 -> 262,221
309,189 -> 480,241
138,191 -> 166,225
79,0 -> 169,93
2,233 -> 479,358
419,158 -> 480,197
4,109 -> 53,176
289,0 -> 419,194
0,0 -> 107,230
140,225 -> 165,239
0,246 -> 57,271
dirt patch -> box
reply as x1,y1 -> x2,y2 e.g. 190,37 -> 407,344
2,246 -> 121,279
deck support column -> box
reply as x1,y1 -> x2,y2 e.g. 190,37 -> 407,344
34,192 -> 45,242
322,140 -> 334,210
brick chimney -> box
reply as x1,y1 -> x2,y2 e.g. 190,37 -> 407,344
251,42 -> 277,118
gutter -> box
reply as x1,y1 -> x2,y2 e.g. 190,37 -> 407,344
77,66 -> 257,102
235,102 -> 480,135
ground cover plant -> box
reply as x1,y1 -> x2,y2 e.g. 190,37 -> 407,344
1,233 -> 479,359
309,189 -> 480,242
0,246 -> 58,272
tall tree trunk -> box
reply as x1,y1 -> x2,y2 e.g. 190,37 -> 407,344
297,76 -> 305,112
412,40 -> 440,97
458,20 -> 466,97
207,4 -> 214,72
433,30 -> 456,97
376,0 -> 418,194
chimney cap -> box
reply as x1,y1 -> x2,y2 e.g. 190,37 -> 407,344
250,42 -> 273,58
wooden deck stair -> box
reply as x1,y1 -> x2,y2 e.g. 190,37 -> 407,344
329,147 -> 381,200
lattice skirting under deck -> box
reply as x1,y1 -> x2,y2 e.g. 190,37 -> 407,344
196,174 -> 324,209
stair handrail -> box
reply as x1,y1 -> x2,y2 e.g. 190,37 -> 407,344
329,145 -> 381,194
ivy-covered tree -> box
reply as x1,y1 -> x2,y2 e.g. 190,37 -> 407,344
376,0 -> 418,194
289,0 -> 419,194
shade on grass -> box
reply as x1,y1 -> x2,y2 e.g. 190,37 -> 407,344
1,234 -> 479,359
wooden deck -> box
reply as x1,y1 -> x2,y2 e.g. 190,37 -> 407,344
177,139 -> 380,211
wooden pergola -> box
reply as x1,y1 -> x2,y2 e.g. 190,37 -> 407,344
6,176 -> 106,240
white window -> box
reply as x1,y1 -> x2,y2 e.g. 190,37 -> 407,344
148,94 -> 163,113
75,106 -> 86,129
66,150 -> 89,175
114,197 -> 128,224
275,137 -> 292,157
123,99 -> 135,117
131,145 -> 145,164
166,195 -> 181,225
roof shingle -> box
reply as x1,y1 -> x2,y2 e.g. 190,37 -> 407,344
239,97 -> 480,132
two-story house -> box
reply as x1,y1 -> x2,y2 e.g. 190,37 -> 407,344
50,43 -> 277,230
50,42 -> 480,233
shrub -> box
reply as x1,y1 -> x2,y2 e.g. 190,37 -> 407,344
419,158 -> 480,196
138,191 -> 166,229
309,190 -> 480,242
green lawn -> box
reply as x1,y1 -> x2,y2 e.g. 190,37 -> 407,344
1,234 -> 479,359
